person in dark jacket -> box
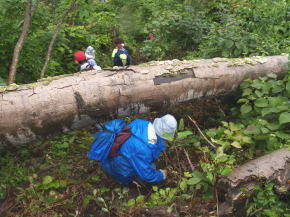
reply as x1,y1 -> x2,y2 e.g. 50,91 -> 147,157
96,114 -> 177,184
113,44 -> 131,66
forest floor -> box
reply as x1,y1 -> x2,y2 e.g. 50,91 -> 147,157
0,96 -> 237,217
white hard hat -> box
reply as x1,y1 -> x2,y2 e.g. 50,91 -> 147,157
153,114 -> 177,141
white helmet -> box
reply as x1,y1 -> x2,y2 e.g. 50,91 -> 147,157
153,114 -> 177,141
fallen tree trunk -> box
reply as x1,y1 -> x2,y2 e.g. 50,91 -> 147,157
0,55 -> 288,145
217,148 -> 290,217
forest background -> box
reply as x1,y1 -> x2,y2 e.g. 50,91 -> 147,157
0,0 -> 289,85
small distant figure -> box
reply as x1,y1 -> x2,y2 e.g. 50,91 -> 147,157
74,50 -> 101,72
85,46 -> 101,71
148,32 -> 155,40
112,38 -> 131,67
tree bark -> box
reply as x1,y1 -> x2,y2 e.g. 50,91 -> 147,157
8,0 -> 40,84
0,55 -> 288,145
40,0 -> 77,79
217,148 -> 290,217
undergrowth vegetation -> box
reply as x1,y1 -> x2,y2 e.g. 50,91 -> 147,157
0,72 -> 289,216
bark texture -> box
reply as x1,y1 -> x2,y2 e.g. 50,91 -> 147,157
217,148 -> 290,217
0,55 -> 288,145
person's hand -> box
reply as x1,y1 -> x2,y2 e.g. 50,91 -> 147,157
160,169 -> 167,180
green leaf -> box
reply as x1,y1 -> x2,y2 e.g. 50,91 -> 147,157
136,195 -> 145,203
220,166 -> 232,176
231,141 -> 242,148
261,107 -> 276,116
187,177 -> 202,185
279,112 -> 290,124
162,133 -> 174,141
254,98 -> 268,107
83,195 -> 93,205
237,98 -> 249,103
178,118 -> 185,131
261,127 -> 270,133
267,122 -> 280,131
266,73 -> 277,79
127,199 -> 135,206
240,104 -> 252,114
225,40 -> 234,49
242,88 -> 252,96
43,176 -> 53,185
152,186 -> 158,192
179,180 -> 187,191
177,130 -> 193,139
245,125 -> 260,134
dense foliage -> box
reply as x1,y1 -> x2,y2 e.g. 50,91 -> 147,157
0,0 -> 288,84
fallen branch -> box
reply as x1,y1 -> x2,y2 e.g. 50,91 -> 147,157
187,115 -> 216,148
183,148 -> 195,171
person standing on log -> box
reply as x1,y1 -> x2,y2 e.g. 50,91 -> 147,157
88,114 -> 177,184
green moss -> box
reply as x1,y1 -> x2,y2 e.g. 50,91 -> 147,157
6,83 -> 19,91
27,83 -> 38,88
213,57 -> 229,62
0,86 -> 7,93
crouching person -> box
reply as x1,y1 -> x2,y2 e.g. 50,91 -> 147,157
88,114 -> 177,184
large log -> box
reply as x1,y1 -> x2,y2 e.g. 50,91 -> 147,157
217,148 -> 290,217
0,55 -> 288,145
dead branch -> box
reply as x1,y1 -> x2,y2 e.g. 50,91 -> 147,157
187,115 -> 216,148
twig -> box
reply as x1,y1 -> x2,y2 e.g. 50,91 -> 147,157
187,115 -> 216,148
183,148 -> 195,171
215,187 -> 219,217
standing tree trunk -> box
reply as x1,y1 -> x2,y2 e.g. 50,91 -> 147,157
0,55 -> 288,146
40,0 -> 77,79
8,0 -> 41,84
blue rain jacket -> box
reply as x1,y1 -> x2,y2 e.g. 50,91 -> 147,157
101,119 -> 166,184
88,119 -> 126,162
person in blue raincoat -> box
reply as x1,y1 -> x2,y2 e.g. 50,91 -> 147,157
90,114 -> 177,184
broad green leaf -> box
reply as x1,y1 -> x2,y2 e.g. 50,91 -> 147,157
83,195 -> 93,205
162,133 -> 174,141
179,180 -> 187,191
184,172 -> 192,178
267,122 -> 280,131
187,177 -> 202,185
136,195 -> 145,203
178,118 -> 185,131
242,136 -> 253,144
240,104 -> 252,114
242,88 -> 252,96
261,107 -> 276,116
237,98 -> 249,103
177,130 -> 193,139
225,40 -> 234,49
254,98 -> 268,107
152,186 -> 158,191
279,112 -> 290,124
220,166 -> 232,176
231,141 -> 241,148
245,125 -> 260,134
261,127 -> 270,133
127,199 -> 135,206
266,73 -> 277,79
43,176 -> 53,185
